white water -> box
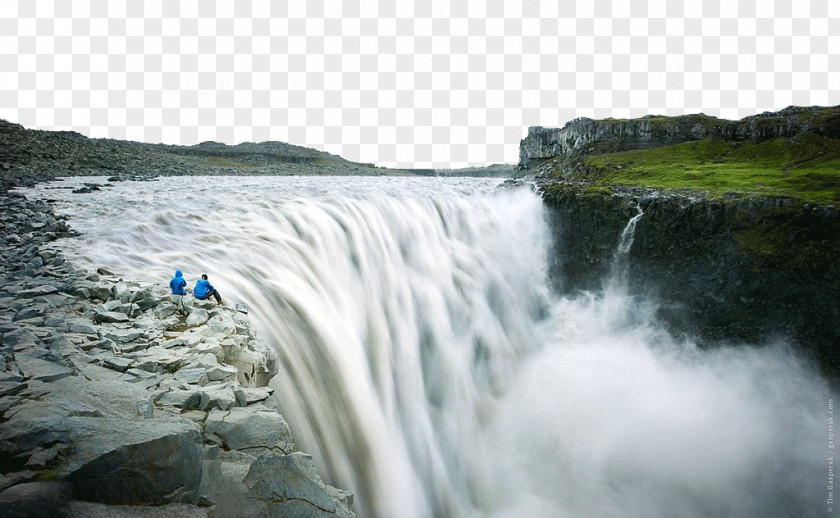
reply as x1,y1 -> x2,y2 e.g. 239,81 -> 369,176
26,176 -> 828,517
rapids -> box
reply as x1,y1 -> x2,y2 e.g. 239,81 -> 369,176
25,176 -> 829,518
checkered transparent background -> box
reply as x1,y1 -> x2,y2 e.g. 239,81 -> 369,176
1,0 -> 838,168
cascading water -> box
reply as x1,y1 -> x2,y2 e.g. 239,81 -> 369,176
26,176 -> 829,518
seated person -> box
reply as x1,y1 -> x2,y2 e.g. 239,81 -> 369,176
194,273 -> 222,304
169,270 -> 186,295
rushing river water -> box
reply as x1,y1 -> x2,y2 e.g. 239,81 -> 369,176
26,176 -> 829,517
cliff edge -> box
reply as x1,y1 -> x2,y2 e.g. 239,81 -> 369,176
522,107 -> 840,379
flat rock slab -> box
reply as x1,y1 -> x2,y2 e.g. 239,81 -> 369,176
16,285 -> 59,298
205,407 -> 294,454
15,356 -> 73,382
94,310 -> 130,324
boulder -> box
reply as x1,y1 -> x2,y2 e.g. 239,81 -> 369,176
15,356 -> 73,382
186,309 -> 210,326
0,481 -> 74,518
204,407 -> 294,454
63,417 -> 204,505
68,320 -> 98,336
1,328 -> 39,348
234,386 -> 273,406
102,328 -> 144,344
93,308 -> 129,324
156,389 -> 209,411
154,302 -> 177,319
200,385 -> 237,411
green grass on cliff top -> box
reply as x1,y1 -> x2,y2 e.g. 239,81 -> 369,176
585,132 -> 840,204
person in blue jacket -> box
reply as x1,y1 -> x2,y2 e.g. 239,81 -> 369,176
194,273 -> 222,304
169,270 -> 187,295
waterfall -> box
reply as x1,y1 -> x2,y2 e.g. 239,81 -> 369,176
607,203 -> 644,291
27,176 -> 830,518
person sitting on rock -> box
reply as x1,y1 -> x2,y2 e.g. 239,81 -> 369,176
169,269 -> 187,295
194,273 -> 222,304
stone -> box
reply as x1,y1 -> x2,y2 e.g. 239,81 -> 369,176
103,357 -> 133,373
68,320 -> 98,335
200,385 -> 237,411
234,386 -> 273,406
62,417 -> 204,505
186,308 -> 210,326
89,282 -> 113,301
1,328 -> 39,348
174,368 -> 208,386
111,340 -> 149,354
93,308 -> 130,324
0,481 -> 74,518
16,285 -> 59,298
0,381 -> 27,398
156,389 -> 209,411
204,407 -> 294,454
112,281 -> 131,304
15,356 -> 73,382
102,328 -> 144,343
132,288 -> 157,310
205,363 -> 238,383
241,454 -> 338,517
154,302 -> 177,319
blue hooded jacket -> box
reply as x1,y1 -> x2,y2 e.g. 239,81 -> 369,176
169,270 -> 187,295
194,278 -> 214,299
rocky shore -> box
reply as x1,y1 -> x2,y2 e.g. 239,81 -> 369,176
0,193 -> 355,517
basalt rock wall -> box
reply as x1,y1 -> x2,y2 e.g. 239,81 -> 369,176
542,185 -> 840,377
519,106 -> 840,174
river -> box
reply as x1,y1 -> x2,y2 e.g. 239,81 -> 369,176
26,175 -> 828,517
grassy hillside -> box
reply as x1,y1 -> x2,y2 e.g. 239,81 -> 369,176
584,132 -> 840,204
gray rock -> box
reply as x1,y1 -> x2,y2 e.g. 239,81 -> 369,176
89,282 -> 113,301
186,308 -> 210,326
0,481 -> 74,518
17,285 -> 59,298
204,407 -> 294,454
234,386 -> 273,406
112,282 -> 132,304
68,320 -> 98,336
16,356 -> 73,382
200,385 -> 237,411
204,363 -> 238,383
240,454 -> 338,517
93,308 -> 129,324
101,299 -> 121,312
102,328 -> 144,343
156,389 -> 209,411
133,288 -> 157,310
174,368 -> 208,386
103,357 -> 133,373
1,328 -> 39,348
154,302 -> 177,319
63,417 -> 204,505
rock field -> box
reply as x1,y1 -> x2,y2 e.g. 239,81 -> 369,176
0,193 -> 355,517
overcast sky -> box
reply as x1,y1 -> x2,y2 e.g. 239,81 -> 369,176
1,0 -> 838,168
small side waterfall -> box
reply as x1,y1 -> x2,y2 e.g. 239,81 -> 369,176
607,203 -> 644,290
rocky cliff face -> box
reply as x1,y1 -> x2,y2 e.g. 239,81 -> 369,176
542,184 -> 840,377
519,106 -> 840,174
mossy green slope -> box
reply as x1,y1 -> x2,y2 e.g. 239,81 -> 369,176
584,131 -> 840,204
